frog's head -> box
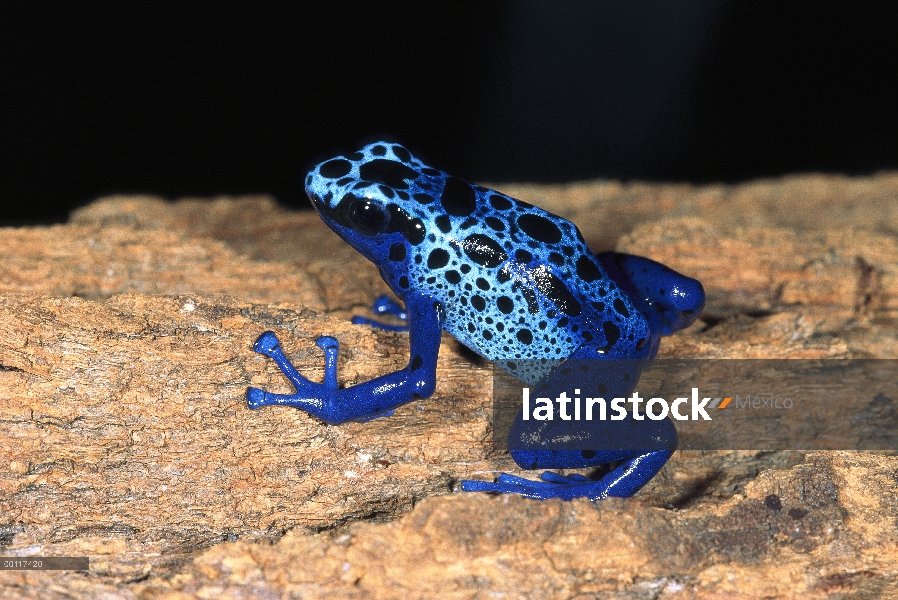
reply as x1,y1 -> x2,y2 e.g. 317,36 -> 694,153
304,142 -> 431,264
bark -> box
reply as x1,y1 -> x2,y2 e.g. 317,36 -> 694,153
0,174 -> 896,597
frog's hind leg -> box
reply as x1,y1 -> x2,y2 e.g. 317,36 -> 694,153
596,252 -> 705,335
246,292 -> 440,424
461,414 -> 677,500
461,447 -> 675,501
351,295 -> 409,332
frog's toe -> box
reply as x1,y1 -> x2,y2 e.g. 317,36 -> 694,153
495,473 -> 556,487
253,331 -> 281,356
372,295 -> 407,320
539,471 -> 590,484
461,472 -> 587,498
351,296 -> 410,332
459,479 -> 508,493
463,471 -> 623,500
246,384 -> 323,410
246,386 -> 267,409
351,316 -> 409,332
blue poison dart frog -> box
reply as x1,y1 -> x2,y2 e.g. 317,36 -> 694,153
246,142 -> 705,501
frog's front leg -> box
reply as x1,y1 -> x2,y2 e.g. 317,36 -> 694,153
246,292 -> 441,424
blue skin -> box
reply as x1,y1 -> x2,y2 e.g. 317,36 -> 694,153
247,142 -> 705,500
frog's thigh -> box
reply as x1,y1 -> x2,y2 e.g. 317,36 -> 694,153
596,251 -> 705,334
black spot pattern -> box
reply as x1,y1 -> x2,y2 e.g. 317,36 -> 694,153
389,243 -> 406,262
393,146 -> 411,162
603,322 -> 620,347
518,214 -> 562,243
462,234 -> 507,268
427,248 -> 450,269
576,256 -> 603,282
319,159 -> 352,179
404,219 -> 426,245
386,205 -> 425,245
497,296 -> 514,314
485,217 -> 505,231
532,267 -> 582,316
613,298 -> 630,318
359,159 -> 418,189
489,194 -> 512,210
435,215 -> 451,233
440,177 -> 477,217
521,288 -> 540,314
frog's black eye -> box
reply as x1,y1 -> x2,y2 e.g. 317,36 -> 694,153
347,198 -> 390,234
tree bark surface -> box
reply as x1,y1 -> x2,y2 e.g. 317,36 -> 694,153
0,176 -> 896,598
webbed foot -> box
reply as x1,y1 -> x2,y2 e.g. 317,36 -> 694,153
246,331 -> 336,411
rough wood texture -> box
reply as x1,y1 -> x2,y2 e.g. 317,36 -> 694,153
0,173 -> 896,598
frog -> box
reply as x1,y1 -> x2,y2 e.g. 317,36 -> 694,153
246,142 -> 705,500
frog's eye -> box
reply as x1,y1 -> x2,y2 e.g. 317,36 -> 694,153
347,198 -> 390,234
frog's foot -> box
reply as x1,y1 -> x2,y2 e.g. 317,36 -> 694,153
461,449 -> 673,500
246,293 -> 442,424
246,331 -> 337,409
248,332 -> 399,423
351,295 -> 409,332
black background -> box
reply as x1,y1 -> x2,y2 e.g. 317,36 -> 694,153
3,2 -> 896,225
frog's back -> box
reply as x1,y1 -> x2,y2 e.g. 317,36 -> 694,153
306,142 -> 649,384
